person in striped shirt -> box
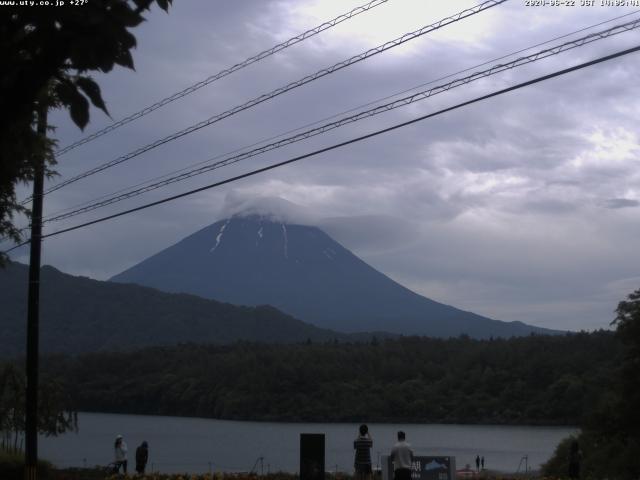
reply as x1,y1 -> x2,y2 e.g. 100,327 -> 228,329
354,424 -> 373,480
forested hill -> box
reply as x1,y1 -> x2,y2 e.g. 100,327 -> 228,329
0,261 -> 354,358
41,331 -> 618,425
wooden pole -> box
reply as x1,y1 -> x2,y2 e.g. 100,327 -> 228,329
24,103 -> 47,480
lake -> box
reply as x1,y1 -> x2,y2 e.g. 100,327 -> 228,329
39,412 -> 576,474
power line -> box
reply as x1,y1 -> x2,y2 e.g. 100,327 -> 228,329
54,0 -> 392,157
41,17 -> 640,224
36,0 -> 507,199
6,43 -> 639,254
43,9 -> 640,221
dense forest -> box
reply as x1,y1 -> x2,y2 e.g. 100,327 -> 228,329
37,331 -> 618,425
0,262 -> 360,358
542,289 -> 640,480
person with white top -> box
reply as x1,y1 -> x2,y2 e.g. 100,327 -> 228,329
390,431 -> 413,480
114,434 -> 128,474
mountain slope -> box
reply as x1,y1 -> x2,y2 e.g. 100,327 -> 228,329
111,215 -> 557,338
0,261 -> 351,358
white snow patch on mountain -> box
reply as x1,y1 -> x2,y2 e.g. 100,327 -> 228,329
210,220 -> 229,253
256,226 -> 264,246
282,224 -> 289,259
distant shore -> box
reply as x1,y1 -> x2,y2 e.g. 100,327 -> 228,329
40,332 -> 617,427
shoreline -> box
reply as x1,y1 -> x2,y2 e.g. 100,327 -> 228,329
72,410 -> 580,429
38,413 -> 571,476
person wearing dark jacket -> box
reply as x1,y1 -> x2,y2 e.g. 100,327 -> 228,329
135,441 -> 149,475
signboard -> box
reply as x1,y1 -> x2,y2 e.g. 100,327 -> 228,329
381,455 -> 456,480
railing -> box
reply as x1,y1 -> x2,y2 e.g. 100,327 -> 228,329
516,455 -> 529,474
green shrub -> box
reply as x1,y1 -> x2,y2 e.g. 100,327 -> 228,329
0,449 -> 53,480
543,431 -> 640,480
541,435 -> 574,478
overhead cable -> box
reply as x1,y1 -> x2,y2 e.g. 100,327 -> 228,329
37,0 -> 507,199
44,9 -> 640,221
41,17 -> 640,224
54,0 -> 392,157
5,42 -> 639,254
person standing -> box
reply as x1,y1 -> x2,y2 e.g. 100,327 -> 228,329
481,456 -> 485,471
390,431 -> 413,480
354,424 -> 373,480
475,455 -> 480,472
114,435 -> 128,474
136,441 -> 149,475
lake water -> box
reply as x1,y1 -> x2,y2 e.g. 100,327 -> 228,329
39,412 -> 576,475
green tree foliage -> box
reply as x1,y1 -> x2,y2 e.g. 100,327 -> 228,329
0,364 -> 76,454
0,262 -> 347,358
0,449 -> 52,480
544,289 -> 640,480
40,331 -> 618,425
0,0 -> 173,260
612,289 -> 640,438
0,365 -> 24,452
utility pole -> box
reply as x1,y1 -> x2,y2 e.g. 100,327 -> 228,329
24,102 -> 47,480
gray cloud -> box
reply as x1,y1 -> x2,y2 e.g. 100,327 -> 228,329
601,198 -> 640,209
6,0 -> 640,331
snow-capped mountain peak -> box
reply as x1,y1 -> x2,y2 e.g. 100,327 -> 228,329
111,213 -> 555,339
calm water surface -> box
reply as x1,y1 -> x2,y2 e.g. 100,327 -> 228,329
39,412 -> 576,474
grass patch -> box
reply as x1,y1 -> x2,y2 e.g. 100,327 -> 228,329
0,449 -> 53,479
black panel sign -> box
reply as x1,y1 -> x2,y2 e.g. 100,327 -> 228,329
300,433 -> 325,480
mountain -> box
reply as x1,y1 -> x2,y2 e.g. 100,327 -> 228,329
0,261 -> 353,358
111,212 -> 557,338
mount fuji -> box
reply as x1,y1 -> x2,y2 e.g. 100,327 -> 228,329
111,203 -> 555,338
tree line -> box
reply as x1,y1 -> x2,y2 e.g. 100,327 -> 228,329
543,289 -> 640,480
32,330 -> 619,426
0,363 -> 76,453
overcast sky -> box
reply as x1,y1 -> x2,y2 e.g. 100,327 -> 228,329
6,0 -> 640,331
